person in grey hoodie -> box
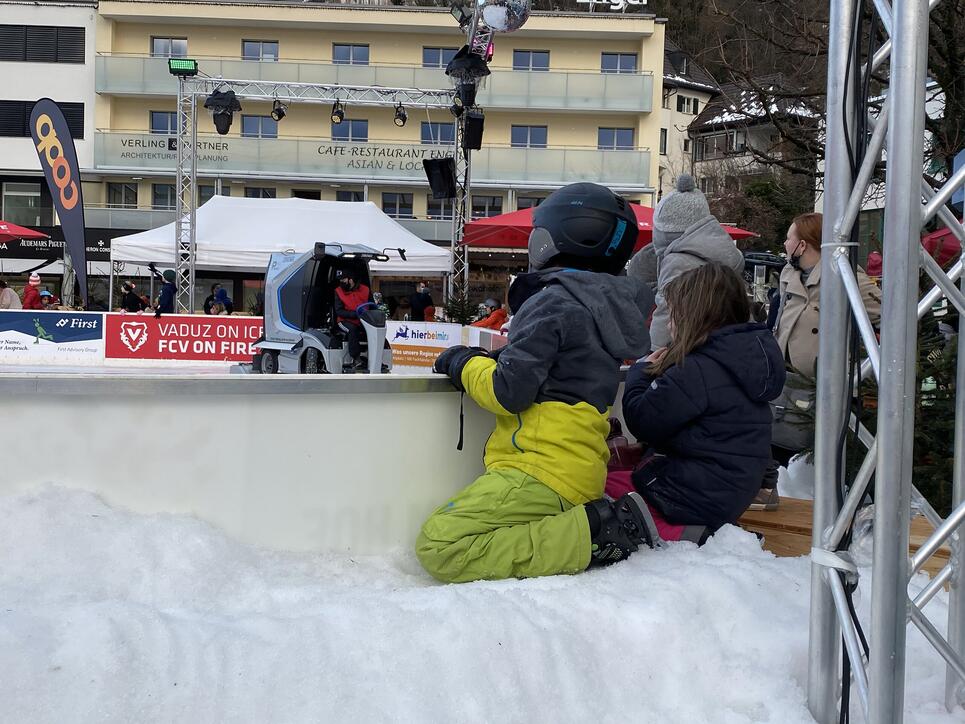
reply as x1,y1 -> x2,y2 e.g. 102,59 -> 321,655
419,183 -> 658,583
649,174 -> 745,349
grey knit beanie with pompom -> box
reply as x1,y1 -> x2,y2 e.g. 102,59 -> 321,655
653,174 -> 711,233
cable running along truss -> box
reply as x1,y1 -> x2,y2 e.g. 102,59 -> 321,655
809,0 -> 965,721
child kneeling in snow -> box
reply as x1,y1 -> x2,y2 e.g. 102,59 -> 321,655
619,263 -> 785,540
417,183 -> 657,583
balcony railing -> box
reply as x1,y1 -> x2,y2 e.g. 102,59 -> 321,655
93,131 -> 652,188
95,54 -> 653,113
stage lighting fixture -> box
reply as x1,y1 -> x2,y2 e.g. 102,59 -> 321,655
167,58 -> 198,77
270,100 -> 287,122
331,100 -> 345,124
203,89 -> 242,136
393,103 -> 408,127
455,81 -> 478,109
449,103 -> 464,118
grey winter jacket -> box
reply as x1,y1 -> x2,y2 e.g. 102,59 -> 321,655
627,244 -> 659,296
650,216 -> 745,348
499,268 -> 654,413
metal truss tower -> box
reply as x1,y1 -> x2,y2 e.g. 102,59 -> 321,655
809,0 -> 965,720
172,76 -> 453,312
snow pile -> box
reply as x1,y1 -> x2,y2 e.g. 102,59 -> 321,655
0,487 -> 961,723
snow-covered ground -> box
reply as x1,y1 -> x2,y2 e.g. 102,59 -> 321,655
1,487 -> 961,724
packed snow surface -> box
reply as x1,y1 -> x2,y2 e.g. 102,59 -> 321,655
1,487 -> 962,723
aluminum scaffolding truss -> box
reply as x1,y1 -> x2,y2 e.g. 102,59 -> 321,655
809,0 -> 965,721
172,75 -> 454,312
448,117 -> 472,299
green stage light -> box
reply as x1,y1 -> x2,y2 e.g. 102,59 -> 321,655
168,58 -> 199,77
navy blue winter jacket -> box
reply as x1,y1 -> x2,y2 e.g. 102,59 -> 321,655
622,323 -> 786,529
157,282 -> 176,314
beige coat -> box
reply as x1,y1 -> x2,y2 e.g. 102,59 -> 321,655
0,286 -> 21,310
773,261 -> 881,377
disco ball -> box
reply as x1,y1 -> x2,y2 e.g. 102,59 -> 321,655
478,0 -> 531,33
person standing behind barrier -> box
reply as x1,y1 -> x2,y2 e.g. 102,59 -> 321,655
620,264 -> 786,538
22,272 -> 43,310
120,282 -> 145,313
408,282 -> 433,325
148,264 -> 176,317
203,283 -> 221,315
214,286 -> 234,315
649,175 -> 745,350
756,212 -> 882,509
0,279 -> 22,309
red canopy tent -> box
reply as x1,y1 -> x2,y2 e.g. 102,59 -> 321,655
0,220 -> 49,243
462,204 -> 757,252
921,223 -> 963,268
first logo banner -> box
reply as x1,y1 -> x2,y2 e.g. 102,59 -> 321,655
30,99 -> 88,307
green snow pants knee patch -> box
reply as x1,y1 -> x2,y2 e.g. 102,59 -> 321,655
415,468 -> 592,583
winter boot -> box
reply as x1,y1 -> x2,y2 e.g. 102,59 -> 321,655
586,492 -> 663,567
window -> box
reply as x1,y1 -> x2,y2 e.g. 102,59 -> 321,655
517,197 -> 544,210
726,130 -> 747,153
336,190 -> 365,203
422,47 -> 458,68
698,177 -> 719,195
150,111 -> 178,135
597,127 -> 634,150
683,138 -> 692,153
291,189 -> 321,200
659,128 -> 668,155
331,119 -> 368,143
2,182 -> 50,226
421,121 -> 455,145
242,40 -> 279,61
0,25 -> 84,63
382,193 -> 413,219
152,183 -> 177,210
0,100 -> 83,138
511,125 -> 547,148
198,185 -> 216,206
676,96 -> 700,115
151,37 -> 187,58
245,187 -> 276,199
695,133 -> 742,161
601,52 -> 637,74
472,195 -> 503,218
333,44 -> 369,66
662,90 -> 671,110
512,50 -> 549,71
241,115 -> 278,139
107,183 -> 137,208
427,196 -> 454,220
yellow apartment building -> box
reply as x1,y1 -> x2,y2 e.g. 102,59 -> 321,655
77,0 -> 663,303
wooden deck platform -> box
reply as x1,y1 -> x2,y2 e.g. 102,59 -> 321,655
738,497 -> 950,578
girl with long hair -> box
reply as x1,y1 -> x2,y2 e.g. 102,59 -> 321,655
618,263 -> 786,540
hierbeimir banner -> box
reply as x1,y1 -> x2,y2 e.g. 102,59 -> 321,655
30,98 -> 88,307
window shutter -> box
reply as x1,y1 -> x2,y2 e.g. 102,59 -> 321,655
57,102 -> 85,139
692,100 -> 700,116
0,25 -> 27,61
677,96 -> 685,113
25,26 -> 57,62
57,27 -> 85,63
0,100 -> 28,136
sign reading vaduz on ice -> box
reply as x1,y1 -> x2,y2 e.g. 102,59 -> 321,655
105,314 -> 264,362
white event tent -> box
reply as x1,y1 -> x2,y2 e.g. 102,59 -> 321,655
110,196 -> 451,275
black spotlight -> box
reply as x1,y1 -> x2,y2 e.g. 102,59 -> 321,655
203,89 -> 242,136
449,102 -> 464,118
393,103 -> 407,128
270,100 -> 287,122
454,81 -> 477,109
331,100 -> 345,125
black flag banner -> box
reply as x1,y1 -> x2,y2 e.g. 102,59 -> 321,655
30,98 -> 88,307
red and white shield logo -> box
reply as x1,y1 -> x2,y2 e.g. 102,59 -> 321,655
119,321 -> 148,352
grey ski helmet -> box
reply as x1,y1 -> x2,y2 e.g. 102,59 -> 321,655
528,182 -> 638,275
483,298 -> 500,310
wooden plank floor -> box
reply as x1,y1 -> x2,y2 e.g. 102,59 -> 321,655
738,497 -> 950,578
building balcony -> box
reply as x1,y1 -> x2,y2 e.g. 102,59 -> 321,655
92,131 -> 652,190
95,54 -> 654,113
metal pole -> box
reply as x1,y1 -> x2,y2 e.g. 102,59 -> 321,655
808,0 -> 857,718
868,0 -> 929,719
108,262 -> 114,310
947,269 -> 965,710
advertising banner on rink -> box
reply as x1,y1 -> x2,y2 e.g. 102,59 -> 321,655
0,310 -> 104,364
104,314 -> 264,362
386,321 -> 462,370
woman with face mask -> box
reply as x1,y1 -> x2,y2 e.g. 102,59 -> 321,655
754,212 -> 882,510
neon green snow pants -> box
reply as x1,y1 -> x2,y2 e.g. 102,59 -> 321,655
415,468 -> 593,583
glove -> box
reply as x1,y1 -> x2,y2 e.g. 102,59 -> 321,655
432,345 -> 489,391
154,307 -> 162,319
